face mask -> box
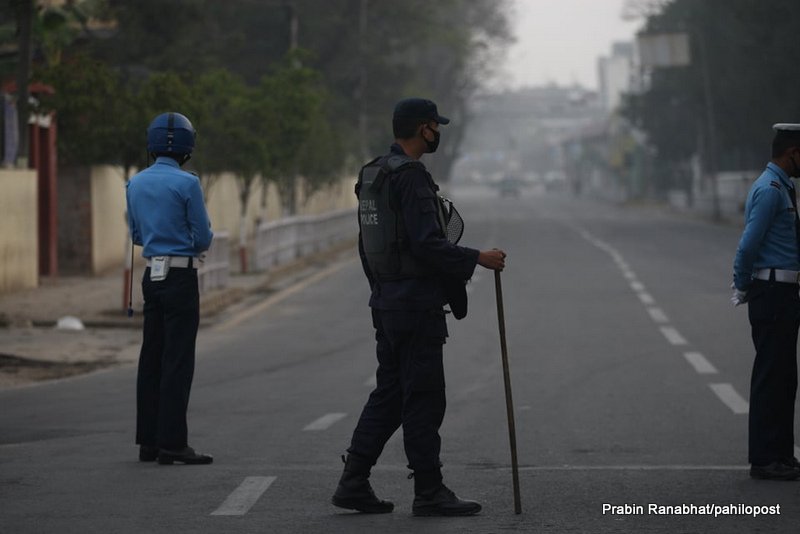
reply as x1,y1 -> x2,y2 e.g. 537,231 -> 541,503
424,126 -> 440,153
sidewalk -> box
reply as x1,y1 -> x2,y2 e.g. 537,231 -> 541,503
0,243 -> 354,388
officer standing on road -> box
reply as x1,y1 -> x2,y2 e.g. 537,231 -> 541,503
126,112 -> 214,465
332,98 -> 507,515
732,123 -> 800,480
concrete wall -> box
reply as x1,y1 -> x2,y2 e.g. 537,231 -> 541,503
0,169 -> 38,292
667,169 -> 759,221
71,167 -> 358,272
90,166 -> 128,273
204,174 -> 357,237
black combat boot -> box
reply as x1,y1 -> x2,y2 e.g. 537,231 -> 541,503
412,469 -> 482,517
332,454 -> 394,513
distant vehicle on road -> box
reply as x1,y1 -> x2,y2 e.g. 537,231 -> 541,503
497,176 -> 523,198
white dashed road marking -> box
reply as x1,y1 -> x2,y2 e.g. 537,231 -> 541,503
211,476 -> 277,516
304,413 -> 347,431
647,307 -> 669,324
630,281 -> 645,292
709,383 -> 749,414
638,292 -> 656,305
683,352 -> 718,374
659,326 -> 688,346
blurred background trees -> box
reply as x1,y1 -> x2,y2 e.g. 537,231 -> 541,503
622,0 -> 800,181
0,0 -> 512,212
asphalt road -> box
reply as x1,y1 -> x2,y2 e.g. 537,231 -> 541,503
2,185 -> 799,533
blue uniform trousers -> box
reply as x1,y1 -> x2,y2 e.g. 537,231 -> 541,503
348,308 -> 448,473
136,267 -> 199,450
747,279 -> 800,465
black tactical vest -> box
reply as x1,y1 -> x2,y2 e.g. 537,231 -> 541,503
357,153 -> 448,281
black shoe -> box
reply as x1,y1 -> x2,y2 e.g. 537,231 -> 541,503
412,484 -> 482,517
139,445 -> 159,462
750,461 -> 800,480
332,455 -> 394,514
157,446 -> 213,465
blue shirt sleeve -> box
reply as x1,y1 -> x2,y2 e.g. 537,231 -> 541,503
185,178 -> 213,253
733,186 -> 782,290
125,182 -> 142,246
397,169 -> 479,281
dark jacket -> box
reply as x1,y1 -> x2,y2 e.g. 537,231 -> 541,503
358,144 -> 479,312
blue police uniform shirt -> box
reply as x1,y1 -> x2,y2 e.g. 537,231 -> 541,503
358,144 -> 480,310
733,162 -> 800,290
126,156 -> 213,258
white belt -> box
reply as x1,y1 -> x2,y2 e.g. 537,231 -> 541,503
146,256 -> 198,269
754,268 -> 800,283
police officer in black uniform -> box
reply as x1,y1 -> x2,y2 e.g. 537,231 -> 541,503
332,98 -> 506,516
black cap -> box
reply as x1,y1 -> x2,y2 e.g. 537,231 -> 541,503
773,123 -> 800,140
393,98 -> 450,125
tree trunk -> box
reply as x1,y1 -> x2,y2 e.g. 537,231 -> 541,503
14,0 -> 34,168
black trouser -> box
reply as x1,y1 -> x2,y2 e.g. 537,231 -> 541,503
136,267 -> 200,451
348,308 -> 448,473
747,279 -> 800,465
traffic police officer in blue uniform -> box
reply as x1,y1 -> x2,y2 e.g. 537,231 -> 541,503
733,123 -> 800,480
332,98 -> 506,515
127,112 -> 214,465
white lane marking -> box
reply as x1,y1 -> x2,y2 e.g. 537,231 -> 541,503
647,307 -> 669,324
660,326 -> 688,345
304,413 -> 347,431
709,383 -> 749,414
211,476 -> 277,516
513,465 -> 747,471
630,281 -> 645,292
638,292 -> 656,305
684,352 -> 718,374
622,271 -> 636,280
365,374 -> 377,388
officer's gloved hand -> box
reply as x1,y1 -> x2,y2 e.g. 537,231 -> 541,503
730,282 -> 747,307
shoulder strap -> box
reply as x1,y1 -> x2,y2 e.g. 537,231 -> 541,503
371,154 -> 426,193
384,154 -> 424,173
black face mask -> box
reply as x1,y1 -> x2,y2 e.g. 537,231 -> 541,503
424,127 -> 440,153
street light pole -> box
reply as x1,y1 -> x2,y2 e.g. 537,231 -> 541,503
695,30 -> 721,221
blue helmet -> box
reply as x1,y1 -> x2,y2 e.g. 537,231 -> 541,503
146,112 -> 196,156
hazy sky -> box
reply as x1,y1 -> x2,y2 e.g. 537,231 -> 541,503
498,0 -> 643,90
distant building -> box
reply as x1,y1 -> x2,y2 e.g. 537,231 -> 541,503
597,42 -> 636,112
454,84 -> 604,184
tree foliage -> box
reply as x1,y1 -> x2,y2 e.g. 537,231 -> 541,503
31,0 -> 511,209
622,0 -> 800,172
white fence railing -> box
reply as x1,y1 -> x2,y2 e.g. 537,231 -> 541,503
253,209 -> 356,272
198,231 -> 230,294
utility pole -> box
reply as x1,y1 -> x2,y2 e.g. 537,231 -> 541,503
695,30 -> 721,221
14,0 -> 33,168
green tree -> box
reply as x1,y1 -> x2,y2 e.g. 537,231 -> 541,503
622,0 -> 800,178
